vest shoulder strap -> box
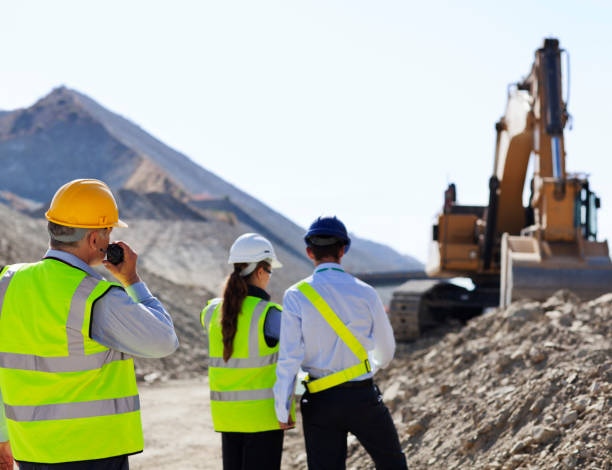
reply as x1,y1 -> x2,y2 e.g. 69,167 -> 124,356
0,264 -> 29,312
297,281 -> 368,360
296,281 -> 371,393
201,298 -> 222,331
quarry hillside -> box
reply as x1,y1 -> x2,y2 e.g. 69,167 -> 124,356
0,86 -> 422,276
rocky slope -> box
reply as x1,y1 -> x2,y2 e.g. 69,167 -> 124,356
0,86 -> 421,273
286,290 -> 611,469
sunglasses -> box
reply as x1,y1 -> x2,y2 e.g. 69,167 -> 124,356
263,267 -> 272,274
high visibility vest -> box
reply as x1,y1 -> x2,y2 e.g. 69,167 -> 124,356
296,281 -> 371,393
0,259 -> 143,463
201,296 -> 295,432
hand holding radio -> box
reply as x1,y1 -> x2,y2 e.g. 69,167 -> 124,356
103,241 -> 141,287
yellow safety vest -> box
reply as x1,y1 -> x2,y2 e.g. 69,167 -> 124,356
201,296 -> 295,432
297,281 -> 371,393
0,260 -> 143,463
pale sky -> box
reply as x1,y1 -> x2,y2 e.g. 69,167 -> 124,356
2,1 -> 611,262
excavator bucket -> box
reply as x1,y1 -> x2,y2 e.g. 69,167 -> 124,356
500,233 -> 612,307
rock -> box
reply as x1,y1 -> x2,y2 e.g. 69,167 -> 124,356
543,415 -> 556,425
530,397 -> 546,414
495,353 -> 512,372
504,301 -> 542,327
587,292 -> 612,306
560,410 -> 578,426
144,372 -> 161,383
382,381 -> 401,403
545,310 -> 563,321
406,420 -> 425,437
557,303 -> 575,316
566,372 -> 577,384
533,426 -> 560,444
528,347 -> 547,364
503,454 -> 524,469
510,440 -> 527,454
572,396 -> 589,412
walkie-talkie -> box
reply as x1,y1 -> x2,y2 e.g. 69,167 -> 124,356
106,243 -> 124,265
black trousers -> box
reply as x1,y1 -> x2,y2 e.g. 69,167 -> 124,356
17,455 -> 129,470
300,381 -> 407,470
221,429 -> 284,470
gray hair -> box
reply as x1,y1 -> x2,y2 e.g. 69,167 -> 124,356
47,221 -> 89,244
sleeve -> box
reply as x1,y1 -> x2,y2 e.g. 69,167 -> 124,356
0,386 -> 8,442
369,288 -> 396,370
273,290 -> 305,423
90,281 -> 179,358
263,306 -> 282,346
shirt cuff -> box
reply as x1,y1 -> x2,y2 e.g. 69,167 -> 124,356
276,405 -> 289,423
124,282 -> 152,303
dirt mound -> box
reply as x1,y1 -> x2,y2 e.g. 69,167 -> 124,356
288,290 -> 612,469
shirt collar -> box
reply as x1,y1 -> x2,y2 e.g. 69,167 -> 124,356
247,284 -> 271,301
313,262 -> 345,274
43,249 -> 104,280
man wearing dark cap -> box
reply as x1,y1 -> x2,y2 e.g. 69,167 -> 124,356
273,216 -> 407,469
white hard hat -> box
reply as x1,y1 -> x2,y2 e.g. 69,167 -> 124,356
228,233 -> 282,276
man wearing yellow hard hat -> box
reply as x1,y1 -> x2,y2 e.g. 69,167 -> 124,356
0,179 -> 179,470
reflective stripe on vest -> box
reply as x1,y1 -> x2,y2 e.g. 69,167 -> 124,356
203,296 -> 295,432
0,260 -> 143,463
201,298 -> 221,331
296,281 -> 371,393
5,395 -> 140,422
0,264 -> 24,322
209,389 -> 275,402
0,349 -> 126,373
207,353 -> 278,369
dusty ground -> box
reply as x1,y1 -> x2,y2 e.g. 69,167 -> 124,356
132,378 -> 305,470
131,378 -> 221,469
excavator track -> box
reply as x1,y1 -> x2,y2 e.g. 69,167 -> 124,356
389,280 -> 498,341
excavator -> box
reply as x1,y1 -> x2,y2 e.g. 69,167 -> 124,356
390,38 -> 612,341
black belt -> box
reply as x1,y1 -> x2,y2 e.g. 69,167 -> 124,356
308,378 -> 374,390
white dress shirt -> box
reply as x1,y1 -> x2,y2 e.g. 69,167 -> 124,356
273,262 -> 396,423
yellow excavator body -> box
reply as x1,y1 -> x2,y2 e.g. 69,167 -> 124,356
392,38 -> 612,341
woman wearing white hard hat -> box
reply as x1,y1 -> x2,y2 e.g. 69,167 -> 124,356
200,233 -> 295,470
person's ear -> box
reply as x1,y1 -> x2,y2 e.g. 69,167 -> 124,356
86,230 -> 98,250
306,246 -> 315,261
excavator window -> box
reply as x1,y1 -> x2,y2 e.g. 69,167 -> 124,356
575,184 -> 599,241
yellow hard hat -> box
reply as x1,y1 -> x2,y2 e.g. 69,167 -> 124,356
45,179 -> 128,228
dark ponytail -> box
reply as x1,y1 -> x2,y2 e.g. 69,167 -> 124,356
221,264 -> 249,362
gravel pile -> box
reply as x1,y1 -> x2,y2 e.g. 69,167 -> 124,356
288,290 -> 612,469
